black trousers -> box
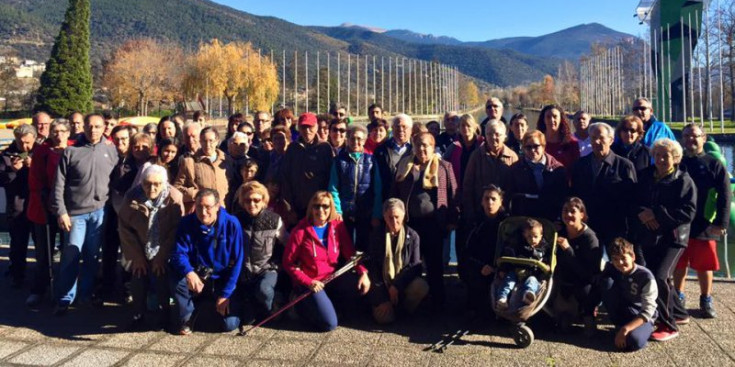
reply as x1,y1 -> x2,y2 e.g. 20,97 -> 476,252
410,217 -> 445,305
101,204 -> 121,293
30,218 -> 65,295
642,245 -> 684,331
8,212 -> 32,281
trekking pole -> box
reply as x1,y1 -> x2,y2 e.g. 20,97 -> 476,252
238,252 -> 366,336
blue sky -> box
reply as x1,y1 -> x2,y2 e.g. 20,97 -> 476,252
212,0 -> 648,41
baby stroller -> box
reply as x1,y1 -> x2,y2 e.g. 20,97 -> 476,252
490,216 -> 557,348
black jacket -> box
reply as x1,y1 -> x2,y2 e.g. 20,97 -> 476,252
373,140 -> 412,203
279,139 -> 333,217
367,225 -> 423,292
632,166 -> 697,249
571,152 -> 637,242
0,143 -> 34,217
555,226 -> 602,284
680,153 -> 732,239
465,210 -> 509,270
612,141 -> 651,174
507,154 -> 568,221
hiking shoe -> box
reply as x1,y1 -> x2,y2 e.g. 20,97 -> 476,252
179,320 -> 193,336
496,298 -> 509,311
523,291 -> 536,305
700,295 -> 717,319
25,294 -> 42,308
650,325 -> 679,342
676,291 -> 686,309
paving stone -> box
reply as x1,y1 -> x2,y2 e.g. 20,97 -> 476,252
607,343 -> 677,367
97,331 -> 162,349
123,352 -> 186,367
252,339 -> 320,362
243,359 -> 300,367
201,335 -> 263,358
182,355 -> 241,367
60,348 -> 130,367
367,346 -> 430,367
8,344 -> 80,365
0,340 -> 30,360
310,341 -> 372,365
328,326 -> 381,345
147,334 -> 210,353
3,327 -> 49,341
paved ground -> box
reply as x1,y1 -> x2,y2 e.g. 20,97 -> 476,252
1,241 -> 735,366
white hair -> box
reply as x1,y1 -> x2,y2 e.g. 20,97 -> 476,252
230,131 -> 248,143
141,164 -> 169,184
485,119 -> 507,134
392,113 -> 414,129
588,122 -> 614,137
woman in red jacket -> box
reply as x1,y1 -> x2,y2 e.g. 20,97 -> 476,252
26,119 -> 73,307
282,191 -> 371,331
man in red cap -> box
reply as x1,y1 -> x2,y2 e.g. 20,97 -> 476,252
279,113 -> 334,218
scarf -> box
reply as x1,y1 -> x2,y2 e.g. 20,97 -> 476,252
383,226 -> 406,286
395,154 -> 439,189
139,185 -> 169,260
654,166 -> 676,183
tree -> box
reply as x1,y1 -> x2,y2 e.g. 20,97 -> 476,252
102,39 -> 184,116
541,74 -> 555,104
458,79 -> 480,109
185,39 -> 279,115
35,0 -> 93,116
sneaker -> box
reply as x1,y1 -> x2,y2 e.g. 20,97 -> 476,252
675,315 -> 691,325
523,291 -> 536,305
496,298 -> 508,311
676,291 -> 686,309
25,294 -> 42,308
179,320 -> 193,336
650,325 -> 679,342
700,295 -> 717,319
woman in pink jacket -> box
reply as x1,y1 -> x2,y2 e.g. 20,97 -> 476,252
283,191 -> 371,331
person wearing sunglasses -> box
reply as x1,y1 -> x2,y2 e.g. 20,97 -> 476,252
480,97 -> 506,136
631,98 -> 675,148
234,181 -> 288,325
282,191 -> 370,331
507,130 -> 568,222
328,118 -> 348,156
612,115 -> 651,174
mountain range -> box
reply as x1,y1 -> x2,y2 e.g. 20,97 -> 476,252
0,0 -> 633,87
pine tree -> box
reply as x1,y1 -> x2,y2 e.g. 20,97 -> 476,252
35,0 -> 93,116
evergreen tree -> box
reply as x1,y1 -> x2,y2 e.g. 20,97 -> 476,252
35,0 -> 93,116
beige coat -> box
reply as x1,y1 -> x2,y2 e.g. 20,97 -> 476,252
118,186 -> 184,270
173,149 -> 229,213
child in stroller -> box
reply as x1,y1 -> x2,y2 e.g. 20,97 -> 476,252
495,218 -> 550,311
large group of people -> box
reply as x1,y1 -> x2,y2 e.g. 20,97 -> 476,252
1,96 -> 730,352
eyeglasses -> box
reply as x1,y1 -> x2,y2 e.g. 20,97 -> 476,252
331,128 -> 347,134
312,204 -> 330,210
632,106 -> 648,111
523,144 -> 542,151
486,105 -> 501,109
244,198 -> 262,204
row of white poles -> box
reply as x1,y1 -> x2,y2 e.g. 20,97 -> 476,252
266,51 -> 460,118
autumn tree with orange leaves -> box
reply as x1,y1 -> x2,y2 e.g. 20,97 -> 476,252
102,39 -> 184,116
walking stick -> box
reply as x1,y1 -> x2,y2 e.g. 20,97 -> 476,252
238,252 -> 366,336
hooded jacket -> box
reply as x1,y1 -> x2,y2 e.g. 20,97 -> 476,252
282,218 -> 366,287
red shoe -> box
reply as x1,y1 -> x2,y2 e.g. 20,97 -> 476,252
650,325 -> 679,342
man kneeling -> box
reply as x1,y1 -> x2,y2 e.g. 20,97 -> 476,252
170,189 -> 244,335
368,199 -> 429,324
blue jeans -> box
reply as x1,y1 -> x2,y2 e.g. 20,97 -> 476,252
240,270 -> 278,321
496,271 -> 541,301
55,208 -> 105,306
172,275 -> 241,332
603,280 -> 654,351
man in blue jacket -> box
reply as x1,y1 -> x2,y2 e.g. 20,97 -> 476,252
632,98 -> 675,148
170,188 -> 244,335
